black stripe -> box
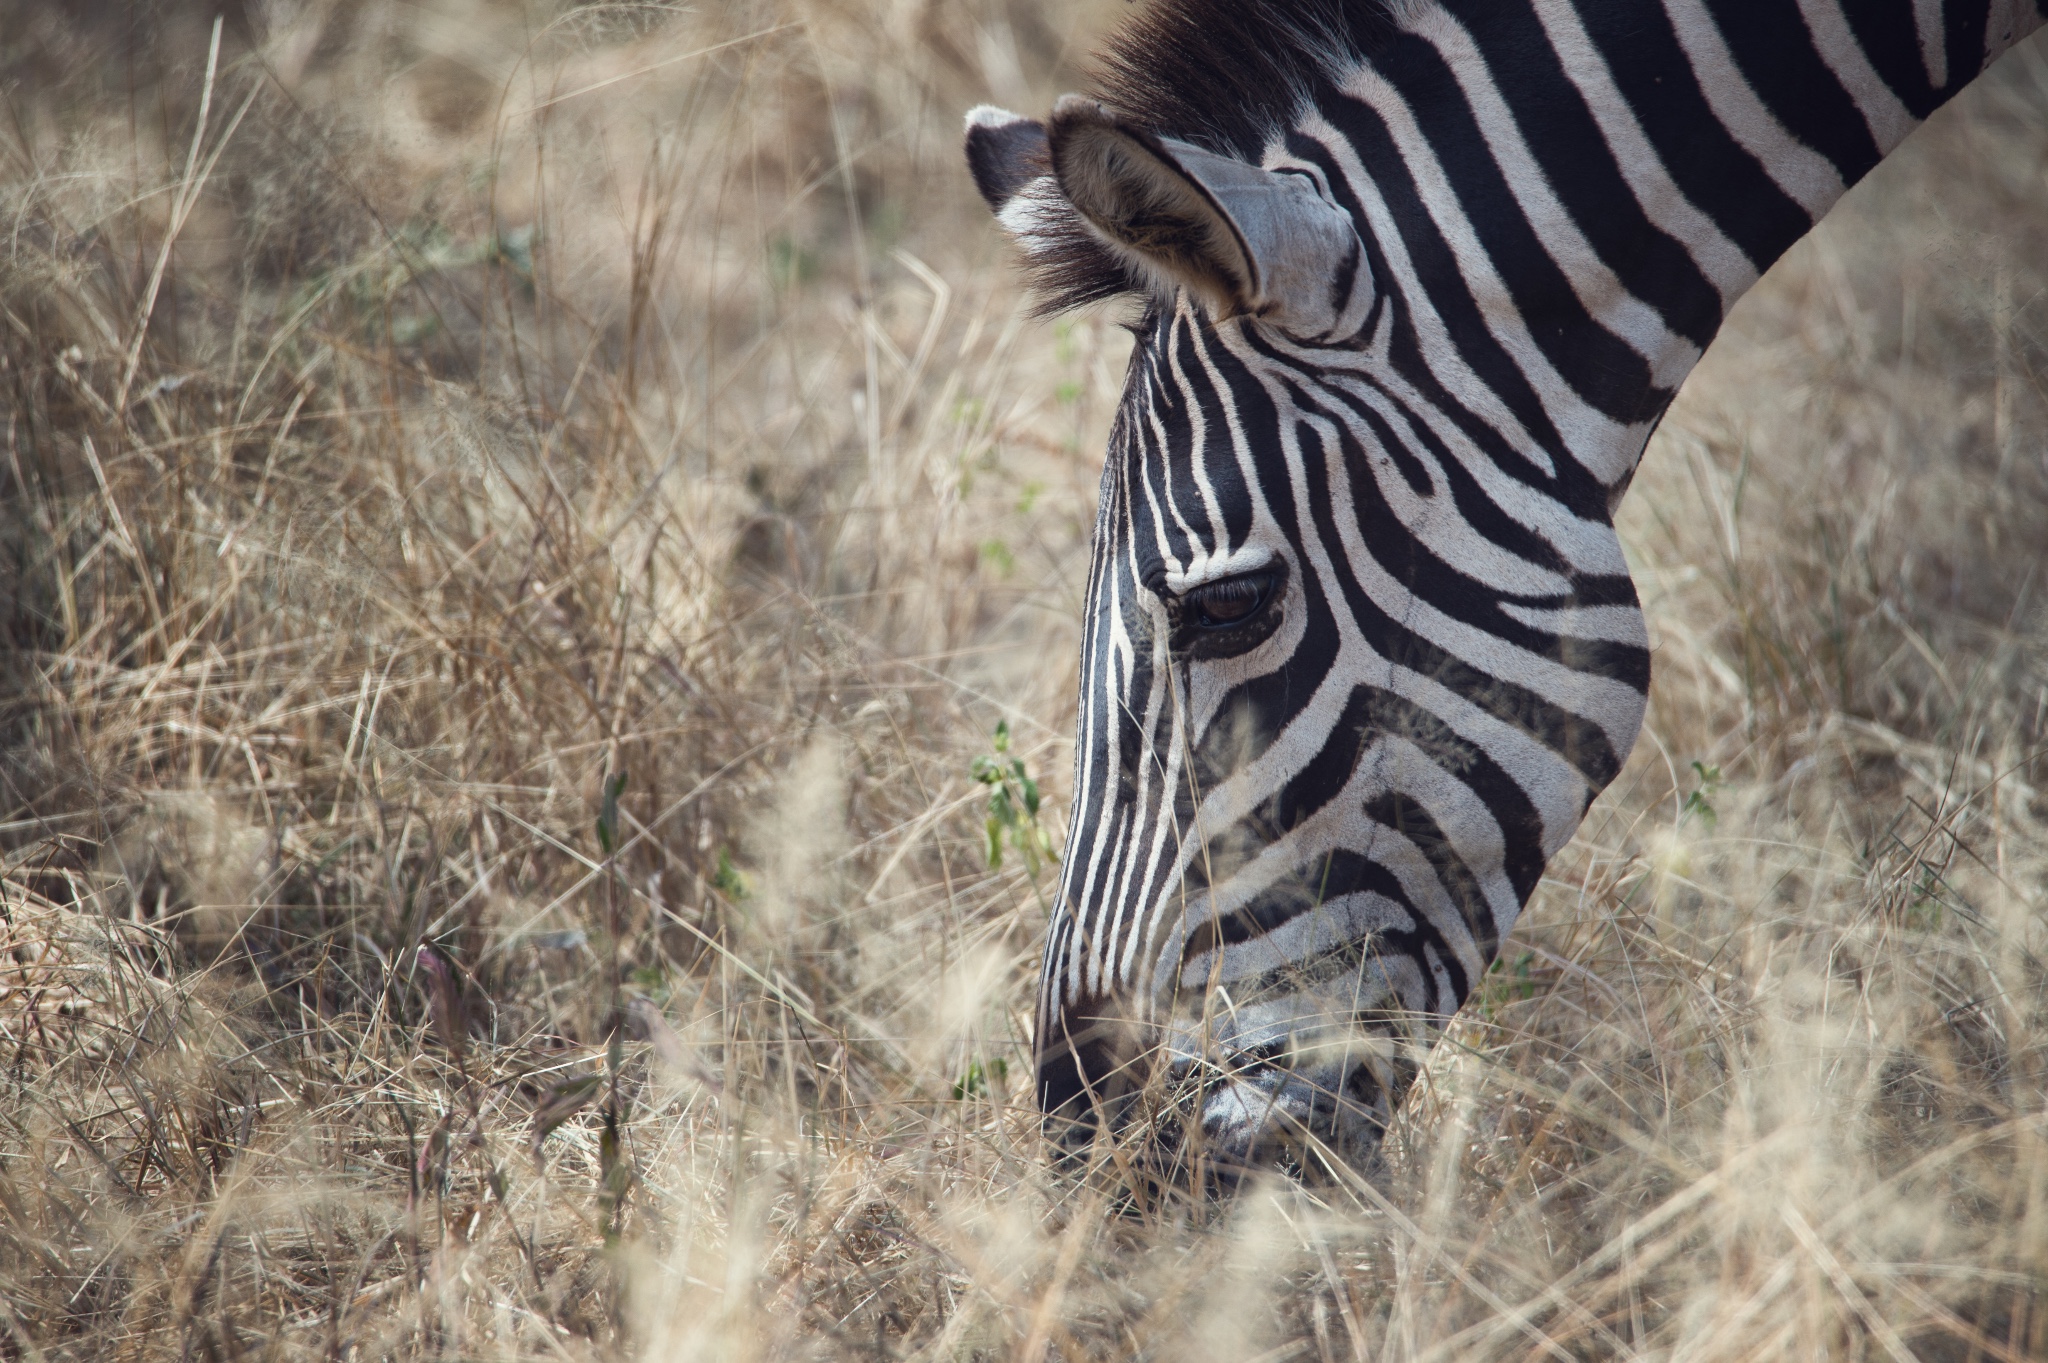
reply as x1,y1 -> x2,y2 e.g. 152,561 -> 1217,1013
1133,336 -> 1200,571
1292,423 -> 1628,787
1941,0 -> 1995,97
1706,0 -> 1883,183
1316,95 -> 1578,486
1173,318 -> 1257,549
1451,1 -> 1724,349
1376,28 -> 1672,424
1358,686 -> 1549,901
1286,405 -> 1654,691
1363,789 -> 1496,960
1572,0 -> 1815,272
1319,375 -> 1580,581
1841,0 -> 1948,113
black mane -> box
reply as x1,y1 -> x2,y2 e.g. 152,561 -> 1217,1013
1089,0 -> 1396,154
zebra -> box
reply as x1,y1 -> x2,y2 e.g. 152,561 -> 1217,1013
963,0 -> 2044,1185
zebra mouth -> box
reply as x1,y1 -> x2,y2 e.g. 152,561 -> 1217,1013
1035,1004 -> 1400,1190
1127,1063 -> 1390,1190
1192,1069 -> 1322,1181
1159,1030 -> 1397,1187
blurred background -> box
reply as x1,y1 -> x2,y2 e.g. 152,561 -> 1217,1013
0,3 -> 2043,1358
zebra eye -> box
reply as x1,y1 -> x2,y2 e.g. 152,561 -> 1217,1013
1185,571 -> 1278,630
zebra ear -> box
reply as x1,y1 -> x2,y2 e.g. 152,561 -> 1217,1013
1045,96 -> 1367,334
965,105 -> 1050,215
965,105 -> 1139,313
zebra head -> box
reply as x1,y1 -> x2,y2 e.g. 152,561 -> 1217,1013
965,80 -> 1653,1180
961,0 -> 2048,1182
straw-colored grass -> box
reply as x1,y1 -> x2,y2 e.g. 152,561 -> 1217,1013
1,4 -> 2043,1358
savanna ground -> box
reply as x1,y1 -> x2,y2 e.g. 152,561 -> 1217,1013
1,3 -> 2045,1358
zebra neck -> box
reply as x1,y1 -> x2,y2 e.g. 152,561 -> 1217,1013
1317,0 -> 2043,491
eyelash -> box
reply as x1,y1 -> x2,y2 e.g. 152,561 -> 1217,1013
1184,571 -> 1279,630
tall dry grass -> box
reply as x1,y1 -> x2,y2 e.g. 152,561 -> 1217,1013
0,3 -> 2043,1358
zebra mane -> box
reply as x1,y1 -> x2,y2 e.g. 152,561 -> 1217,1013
1026,0 -> 1406,315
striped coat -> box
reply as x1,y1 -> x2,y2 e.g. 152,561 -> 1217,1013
964,0 -> 2043,1183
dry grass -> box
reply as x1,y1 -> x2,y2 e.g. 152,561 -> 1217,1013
1,3 -> 2044,1358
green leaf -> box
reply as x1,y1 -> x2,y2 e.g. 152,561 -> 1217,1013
1681,761 -> 1721,829
952,1057 -> 1010,1100
712,848 -> 748,899
970,721 -> 1058,881
597,771 -> 628,855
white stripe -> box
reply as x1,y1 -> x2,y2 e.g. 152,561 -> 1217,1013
1659,0 -> 1847,218
1162,734 -> 1495,988
1296,411 -> 1646,753
1292,377 -> 1578,596
1913,0 -> 1948,88
1331,68 -> 1648,485
1498,600 -> 1650,645
1180,891 -> 1416,989
1161,302 -> 1233,550
1293,112 -> 1563,481
1099,561 -> 1166,993
1138,368 -> 1194,579
1379,734 -> 1522,937
1273,349 -> 1633,577
1067,571 -> 1134,1002
1529,0 -> 1757,305
1118,618 -> 1189,997
1795,0 -> 1920,152
1408,8 -> 1703,391
1085,810 -> 1135,999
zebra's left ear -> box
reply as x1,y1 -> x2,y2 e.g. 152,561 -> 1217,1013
1046,96 -> 1368,335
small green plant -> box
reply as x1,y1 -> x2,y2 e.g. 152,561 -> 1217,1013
972,720 -> 1058,878
596,771 -> 628,855
767,235 -> 817,290
979,539 -> 1015,576
1902,861 -> 1951,930
1681,760 -> 1722,830
1053,317 -> 1078,364
951,1057 -> 1008,1100
712,847 -> 749,900
1478,951 -> 1537,1018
